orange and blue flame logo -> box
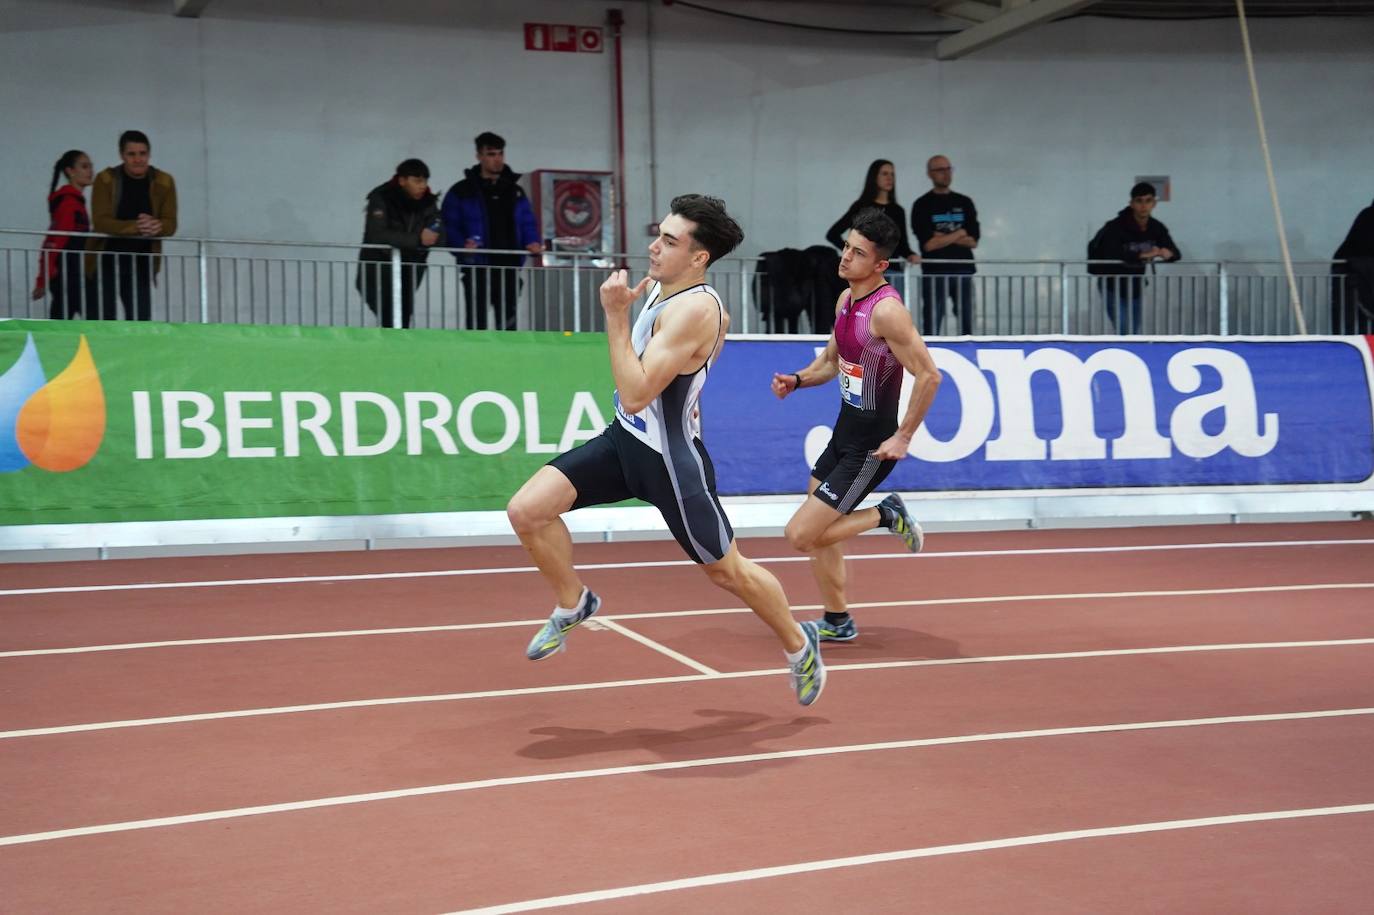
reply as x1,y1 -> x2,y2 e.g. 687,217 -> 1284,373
0,333 -> 106,473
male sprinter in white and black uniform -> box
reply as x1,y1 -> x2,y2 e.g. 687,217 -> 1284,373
508,194 -> 825,706
772,208 -> 942,643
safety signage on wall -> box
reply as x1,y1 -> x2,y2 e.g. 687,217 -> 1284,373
524,23 -> 603,53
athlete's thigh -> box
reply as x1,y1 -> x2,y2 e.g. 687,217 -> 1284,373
510,464 -> 579,519
630,434 -> 734,565
547,427 -> 634,510
788,483 -> 844,544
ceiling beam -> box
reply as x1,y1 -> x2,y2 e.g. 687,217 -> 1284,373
936,0 -> 1098,59
931,1 -> 1001,24
172,0 -> 212,17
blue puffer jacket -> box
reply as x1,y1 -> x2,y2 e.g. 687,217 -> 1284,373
440,165 -> 541,265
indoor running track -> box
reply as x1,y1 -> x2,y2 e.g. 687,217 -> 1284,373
2,521 -> 1374,913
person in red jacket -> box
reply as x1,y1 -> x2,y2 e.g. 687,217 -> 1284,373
32,150 -> 96,318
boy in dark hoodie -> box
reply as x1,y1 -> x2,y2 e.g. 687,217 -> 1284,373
356,158 -> 442,329
441,132 -> 543,330
1090,181 -> 1180,335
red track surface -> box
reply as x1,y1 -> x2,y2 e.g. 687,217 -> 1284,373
2,521 -> 1373,912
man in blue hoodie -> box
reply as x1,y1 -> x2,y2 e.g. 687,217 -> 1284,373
441,132 -> 544,330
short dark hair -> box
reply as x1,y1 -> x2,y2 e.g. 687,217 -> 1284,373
395,158 -> 430,179
849,208 -> 899,259
1130,181 -> 1157,199
669,194 -> 744,266
475,132 -> 505,151
119,130 -> 150,153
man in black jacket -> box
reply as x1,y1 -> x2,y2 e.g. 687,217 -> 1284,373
1332,198 -> 1374,333
1089,182 -> 1180,335
910,155 -> 979,336
356,159 -> 442,328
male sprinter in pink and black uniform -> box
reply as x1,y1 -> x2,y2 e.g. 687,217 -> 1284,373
508,195 -> 825,706
772,208 -> 942,643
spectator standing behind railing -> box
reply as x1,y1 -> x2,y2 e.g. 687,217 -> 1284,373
356,159 -> 442,329
441,132 -> 543,331
910,154 -> 979,336
31,150 -> 96,318
89,130 -> 177,321
824,159 -> 921,278
1331,198 -> 1374,334
1087,181 -> 1180,335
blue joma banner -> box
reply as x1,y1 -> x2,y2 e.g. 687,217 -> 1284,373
704,337 -> 1374,495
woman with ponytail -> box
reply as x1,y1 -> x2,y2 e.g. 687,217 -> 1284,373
32,150 -> 96,318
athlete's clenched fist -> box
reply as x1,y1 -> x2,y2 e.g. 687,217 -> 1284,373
599,270 -> 653,316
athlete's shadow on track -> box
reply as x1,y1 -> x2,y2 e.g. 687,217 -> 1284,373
822,626 -> 966,661
517,708 -> 827,777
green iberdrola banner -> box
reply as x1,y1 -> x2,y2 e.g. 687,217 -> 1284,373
0,320 -> 615,525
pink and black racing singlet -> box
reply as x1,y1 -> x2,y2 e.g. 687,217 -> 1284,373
833,283 -> 904,418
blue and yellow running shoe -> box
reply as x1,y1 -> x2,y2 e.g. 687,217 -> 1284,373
880,493 -> 925,553
789,621 -> 827,706
525,590 -> 601,661
812,615 -> 858,642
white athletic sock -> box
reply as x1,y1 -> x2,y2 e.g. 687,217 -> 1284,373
783,627 -> 809,665
553,587 -> 589,620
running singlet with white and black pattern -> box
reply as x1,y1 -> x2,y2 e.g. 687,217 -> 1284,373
834,283 -> 904,417
613,282 -> 723,451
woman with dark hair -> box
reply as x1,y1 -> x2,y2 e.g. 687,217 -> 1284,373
356,158 -> 443,328
825,159 -> 920,266
32,150 -> 96,317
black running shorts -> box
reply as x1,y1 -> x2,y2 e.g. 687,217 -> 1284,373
810,408 -> 899,515
550,422 -> 735,564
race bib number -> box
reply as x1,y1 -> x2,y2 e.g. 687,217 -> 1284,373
838,357 -> 864,408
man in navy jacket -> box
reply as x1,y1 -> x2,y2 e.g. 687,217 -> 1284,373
442,132 -> 543,330
1089,182 -> 1180,335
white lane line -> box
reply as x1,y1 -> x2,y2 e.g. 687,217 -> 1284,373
3,538 -> 1370,596
615,581 -> 1374,620
449,803 -> 1374,914
595,619 -> 720,676
0,673 -> 718,740
5,638 -> 1374,740
0,620 -> 551,657
5,580 -> 1372,657
3,707 -> 1371,848
825,637 -> 1374,672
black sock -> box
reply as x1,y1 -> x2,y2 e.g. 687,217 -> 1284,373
876,502 -> 896,529
824,611 -> 851,626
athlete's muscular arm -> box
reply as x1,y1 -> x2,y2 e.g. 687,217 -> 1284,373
771,335 -> 838,398
771,291 -> 845,398
869,298 -> 942,461
601,270 -> 716,414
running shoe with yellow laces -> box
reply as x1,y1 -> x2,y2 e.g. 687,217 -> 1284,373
525,589 -> 601,660
813,615 -> 858,642
879,493 -> 925,553
789,621 -> 827,706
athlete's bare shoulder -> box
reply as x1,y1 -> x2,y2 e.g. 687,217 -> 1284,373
650,287 -> 721,350
870,294 -> 918,339
652,286 -> 717,324
833,288 -> 849,315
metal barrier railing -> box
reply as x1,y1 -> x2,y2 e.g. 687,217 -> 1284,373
2,228 -> 1364,335
2,230 -> 766,334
